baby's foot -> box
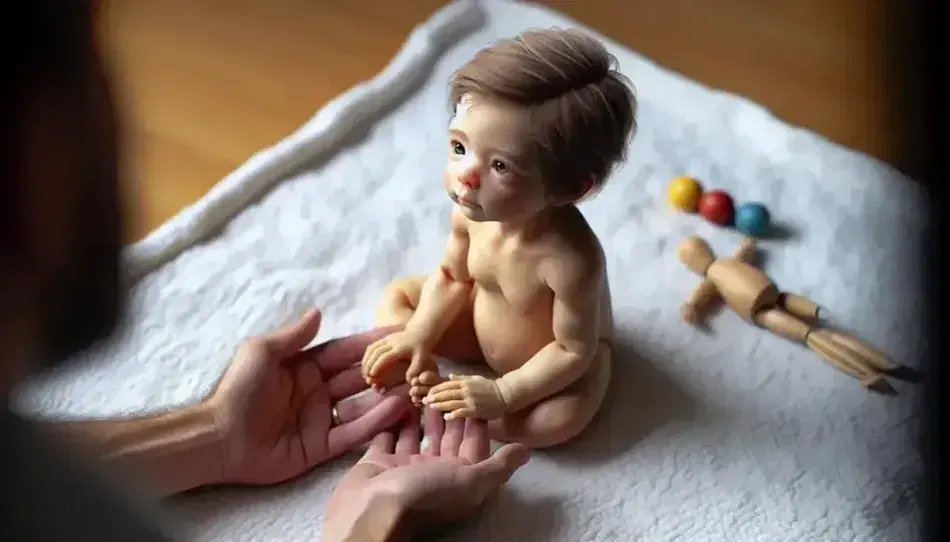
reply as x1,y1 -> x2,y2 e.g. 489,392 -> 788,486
368,359 -> 412,394
410,370 -> 443,405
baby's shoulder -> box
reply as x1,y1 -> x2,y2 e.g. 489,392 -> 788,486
539,207 -> 605,284
545,206 -> 603,259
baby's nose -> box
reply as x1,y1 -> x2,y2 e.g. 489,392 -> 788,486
459,168 -> 481,189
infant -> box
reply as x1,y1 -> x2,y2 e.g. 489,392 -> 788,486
362,28 -> 637,449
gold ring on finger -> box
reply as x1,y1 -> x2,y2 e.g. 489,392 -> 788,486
331,406 -> 341,426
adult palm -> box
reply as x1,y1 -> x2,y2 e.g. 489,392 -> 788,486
325,406 -> 530,537
208,310 -> 411,485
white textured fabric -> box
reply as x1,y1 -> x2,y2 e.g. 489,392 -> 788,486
14,1 -> 926,540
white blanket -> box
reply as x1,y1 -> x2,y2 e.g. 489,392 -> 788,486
15,1 -> 926,540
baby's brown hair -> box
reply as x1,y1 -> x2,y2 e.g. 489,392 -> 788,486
449,27 -> 637,202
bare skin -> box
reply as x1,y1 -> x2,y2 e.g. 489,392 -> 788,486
361,96 -> 614,449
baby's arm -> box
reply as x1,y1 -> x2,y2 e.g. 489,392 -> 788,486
364,211 -> 473,396
404,209 -> 475,357
496,253 -> 603,413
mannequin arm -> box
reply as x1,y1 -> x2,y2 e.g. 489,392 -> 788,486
681,278 -> 719,323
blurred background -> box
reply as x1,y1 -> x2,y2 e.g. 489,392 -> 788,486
97,0 -> 889,242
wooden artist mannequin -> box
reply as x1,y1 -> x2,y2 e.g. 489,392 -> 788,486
678,235 -> 900,393
358,28 -> 638,449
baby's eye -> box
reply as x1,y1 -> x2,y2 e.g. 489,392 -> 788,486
491,160 -> 508,174
451,140 -> 466,155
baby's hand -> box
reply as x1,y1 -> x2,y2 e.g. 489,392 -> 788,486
361,329 -> 431,391
423,374 -> 508,421
409,369 -> 443,405
367,359 -> 411,392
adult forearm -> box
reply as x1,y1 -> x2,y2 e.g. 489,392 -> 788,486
404,271 -> 471,347
39,402 -> 225,497
498,342 -> 593,412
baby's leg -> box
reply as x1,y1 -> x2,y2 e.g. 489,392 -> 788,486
489,340 -> 612,449
375,275 -> 484,398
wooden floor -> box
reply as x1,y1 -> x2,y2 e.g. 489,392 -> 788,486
99,0 -> 888,241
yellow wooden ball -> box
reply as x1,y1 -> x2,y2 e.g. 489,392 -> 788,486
668,176 -> 704,212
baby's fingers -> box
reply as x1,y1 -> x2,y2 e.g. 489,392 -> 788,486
361,342 -> 387,377
419,370 -> 442,386
444,407 -> 475,421
410,385 -> 431,402
423,388 -> 464,405
368,347 -> 403,378
405,353 -> 429,380
426,379 -> 460,397
427,399 -> 468,414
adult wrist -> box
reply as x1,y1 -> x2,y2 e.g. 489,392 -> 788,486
324,487 -> 408,542
181,402 -> 229,488
41,402 -> 227,496
132,402 -> 226,493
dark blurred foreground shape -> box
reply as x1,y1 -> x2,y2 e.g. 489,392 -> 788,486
896,0 -> 947,539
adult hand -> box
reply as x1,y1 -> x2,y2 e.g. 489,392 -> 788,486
206,310 -> 413,485
323,406 -> 530,540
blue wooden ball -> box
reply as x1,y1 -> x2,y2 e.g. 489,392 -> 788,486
734,202 -> 770,237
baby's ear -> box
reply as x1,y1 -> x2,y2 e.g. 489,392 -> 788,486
558,174 -> 596,205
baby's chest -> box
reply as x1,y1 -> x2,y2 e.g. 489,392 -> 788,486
467,241 -> 549,309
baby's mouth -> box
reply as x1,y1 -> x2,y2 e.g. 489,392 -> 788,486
449,192 -> 480,209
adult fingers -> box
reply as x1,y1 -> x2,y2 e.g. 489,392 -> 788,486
314,325 -> 402,374
326,394 -> 412,458
440,416 -> 465,457
326,366 -> 367,400
216,311 -> 323,400
422,406 -> 445,455
328,364 -> 408,401
338,431 -> 396,486
264,310 -> 323,358
333,384 -> 411,424
395,409 -> 422,456
458,416 -> 491,464
470,443 -> 531,495
368,431 -> 397,455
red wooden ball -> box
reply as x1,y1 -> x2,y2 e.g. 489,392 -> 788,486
698,190 -> 735,226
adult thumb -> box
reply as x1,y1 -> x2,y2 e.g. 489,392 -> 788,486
266,309 -> 323,356
474,443 -> 530,490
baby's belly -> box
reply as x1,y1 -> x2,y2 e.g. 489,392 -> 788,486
472,289 -> 555,375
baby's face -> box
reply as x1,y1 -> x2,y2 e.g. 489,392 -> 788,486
443,95 -> 549,223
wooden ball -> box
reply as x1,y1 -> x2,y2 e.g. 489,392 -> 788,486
735,202 -> 771,236
668,176 -> 703,212
698,190 -> 735,226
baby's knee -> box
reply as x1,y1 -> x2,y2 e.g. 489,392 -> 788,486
383,276 -> 425,303
376,276 -> 425,325
494,352 -> 611,449
492,395 -> 594,449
